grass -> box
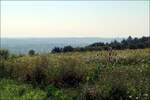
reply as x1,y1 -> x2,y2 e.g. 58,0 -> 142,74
0,48 -> 150,100
0,79 -> 46,100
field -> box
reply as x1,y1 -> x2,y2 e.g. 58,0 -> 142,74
0,48 -> 150,100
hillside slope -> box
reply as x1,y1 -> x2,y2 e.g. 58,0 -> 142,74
0,49 -> 150,100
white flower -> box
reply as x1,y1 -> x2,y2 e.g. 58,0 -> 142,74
143,94 -> 148,96
129,96 -> 132,98
136,97 -> 138,99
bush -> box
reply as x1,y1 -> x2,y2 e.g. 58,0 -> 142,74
128,43 -> 137,49
0,48 -> 150,99
108,82 -> 128,100
28,49 -> 35,56
31,65 -> 47,86
63,46 -> 74,52
46,85 -> 72,100
51,58 -> 87,88
0,49 -> 9,59
0,79 -> 47,100
3,55 -> 87,88
89,42 -> 105,47
137,43 -> 145,49
83,81 -> 128,100
9,53 -> 18,59
51,47 -> 62,53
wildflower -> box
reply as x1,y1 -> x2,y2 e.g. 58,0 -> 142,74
129,96 -> 132,98
143,94 -> 148,97
136,97 -> 138,99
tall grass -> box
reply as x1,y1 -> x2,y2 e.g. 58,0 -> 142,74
0,49 -> 150,100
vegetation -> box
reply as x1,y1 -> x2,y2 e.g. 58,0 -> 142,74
0,49 -> 9,59
0,47 -> 150,100
28,49 -> 35,56
51,36 -> 150,53
51,47 -> 63,53
63,46 -> 74,52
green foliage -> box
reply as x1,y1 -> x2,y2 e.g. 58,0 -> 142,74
0,49 -> 150,100
50,57 -> 87,88
83,81 -> 128,100
0,79 -> 47,100
46,85 -> 72,100
86,66 -> 101,84
0,49 -> 9,59
51,47 -> 62,53
108,82 -> 128,100
9,53 -> 18,59
51,36 -> 150,53
63,46 -> 74,52
89,42 -> 105,47
28,49 -> 35,56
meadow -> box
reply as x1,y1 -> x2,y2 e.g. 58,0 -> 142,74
0,48 -> 150,100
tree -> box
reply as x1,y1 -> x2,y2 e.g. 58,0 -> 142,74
137,43 -> 145,49
63,46 -> 74,52
109,40 -> 122,50
51,47 -> 62,53
28,49 -> 35,56
128,43 -> 137,49
89,42 -> 105,47
127,36 -> 133,43
0,49 -> 9,59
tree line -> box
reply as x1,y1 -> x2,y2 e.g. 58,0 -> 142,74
52,36 -> 150,53
0,36 -> 149,58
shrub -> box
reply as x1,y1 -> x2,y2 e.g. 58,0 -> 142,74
27,56 -> 49,86
9,53 -> 18,59
28,49 -> 35,56
63,46 -> 74,52
0,79 -> 47,100
31,65 -> 47,86
46,85 -> 72,100
0,48 -> 150,99
108,82 -> 128,100
0,49 -> 9,59
21,89 -> 46,100
83,81 -> 128,100
51,47 -> 62,53
89,42 -> 105,47
137,43 -> 145,49
128,43 -> 137,49
52,57 -> 87,88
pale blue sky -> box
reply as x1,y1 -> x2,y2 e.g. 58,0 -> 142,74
1,1 -> 149,38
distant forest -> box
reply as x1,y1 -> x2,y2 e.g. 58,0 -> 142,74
0,36 -> 150,58
52,36 -> 150,53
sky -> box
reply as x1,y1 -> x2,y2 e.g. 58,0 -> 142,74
1,1 -> 149,38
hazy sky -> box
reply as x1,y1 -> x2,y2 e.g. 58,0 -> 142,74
1,1 -> 149,38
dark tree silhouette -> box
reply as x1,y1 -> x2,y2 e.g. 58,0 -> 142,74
63,46 -> 74,52
51,36 -> 150,53
51,47 -> 62,53
0,49 -> 9,59
28,49 -> 35,56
